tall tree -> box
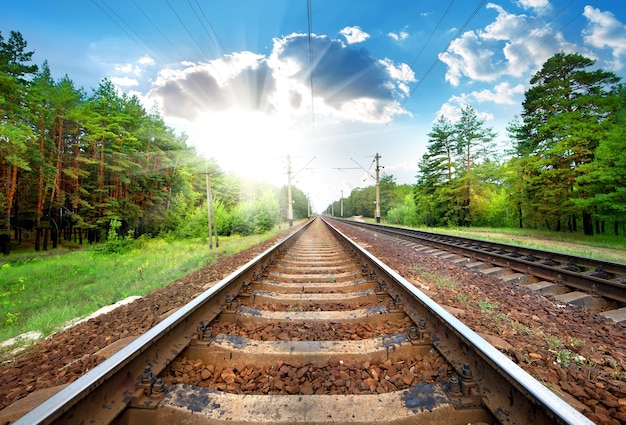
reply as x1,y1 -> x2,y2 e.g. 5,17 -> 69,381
574,85 -> 626,234
453,105 -> 497,227
0,31 -> 38,254
415,115 -> 460,225
516,52 -> 620,234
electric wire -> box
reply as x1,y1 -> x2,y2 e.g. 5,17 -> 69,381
508,0 -> 576,59
402,0 -> 455,82
524,0 -> 601,60
90,0 -> 166,62
402,0 -> 490,105
186,0 -> 219,54
195,1 -> 231,57
130,0 -> 187,62
192,0 -> 237,75
164,0 -> 212,63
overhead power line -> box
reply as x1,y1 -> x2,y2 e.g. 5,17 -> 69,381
164,0 -> 212,63
192,0 -> 237,76
91,0 -> 166,62
402,0 -> 456,82
403,0 -> 489,104
130,0 -> 187,62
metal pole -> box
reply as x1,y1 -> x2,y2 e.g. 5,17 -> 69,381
287,155 -> 293,227
375,153 -> 381,223
205,173 -> 213,249
340,190 -> 344,217
209,177 -> 218,247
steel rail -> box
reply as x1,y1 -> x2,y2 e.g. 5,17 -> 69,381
16,216 -> 595,424
322,217 -> 594,425
13,220 -> 315,425
331,218 -> 626,303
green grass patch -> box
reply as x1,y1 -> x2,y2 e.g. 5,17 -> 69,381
411,265 -> 458,290
345,217 -> 626,263
423,226 -> 626,263
0,226 -> 287,344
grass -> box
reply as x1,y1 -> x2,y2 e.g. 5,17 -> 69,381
351,216 -> 626,263
419,226 -> 626,263
0,225 -> 289,345
411,265 -> 458,290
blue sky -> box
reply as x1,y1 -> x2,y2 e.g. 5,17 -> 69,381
3,1 -> 626,212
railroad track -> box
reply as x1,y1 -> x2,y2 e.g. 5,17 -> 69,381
14,217 -> 592,425
330,218 -> 626,322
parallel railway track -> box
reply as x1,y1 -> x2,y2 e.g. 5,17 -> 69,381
14,217 -> 593,425
330,218 -> 626,321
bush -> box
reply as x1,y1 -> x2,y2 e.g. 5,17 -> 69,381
103,218 -> 134,254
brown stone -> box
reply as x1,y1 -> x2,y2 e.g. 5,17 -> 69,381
300,381 -> 313,395
221,368 -> 236,384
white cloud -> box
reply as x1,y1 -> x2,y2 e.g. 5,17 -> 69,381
149,33 -> 412,124
115,63 -> 134,73
435,95 -> 495,123
340,26 -> 370,44
138,55 -> 155,66
515,0 -> 549,12
379,58 -> 415,96
438,3 -> 577,86
110,76 -> 139,87
470,81 -> 525,104
112,55 -> 157,85
388,31 -> 409,41
582,6 -> 626,71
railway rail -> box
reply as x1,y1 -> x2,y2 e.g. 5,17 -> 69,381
329,218 -> 626,322
14,217 -> 593,425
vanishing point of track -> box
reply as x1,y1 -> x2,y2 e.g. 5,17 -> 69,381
14,217 -> 593,425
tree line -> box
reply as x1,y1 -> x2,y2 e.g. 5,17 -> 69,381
328,52 -> 625,237
0,30 -> 308,255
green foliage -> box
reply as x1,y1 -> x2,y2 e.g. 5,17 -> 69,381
2,31 -> 625,245
214,201 -> 233,235
387,194 -> 420,226
414,106 -> 497,228
512,52 -> 622,234
231,191 -> 280,235
0,230 -> 281,343
395,52 -> 624,234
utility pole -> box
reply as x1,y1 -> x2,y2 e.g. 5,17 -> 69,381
343,153 -> 384,223
287,155 -> 293,227
374,153 -> 382,223
307,193 -> 311,218
340,189 -> 344,217
202,172 -> 219,249
286,155 -> 315,227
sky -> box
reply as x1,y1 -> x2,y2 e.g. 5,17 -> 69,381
3,0 -> 626,213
